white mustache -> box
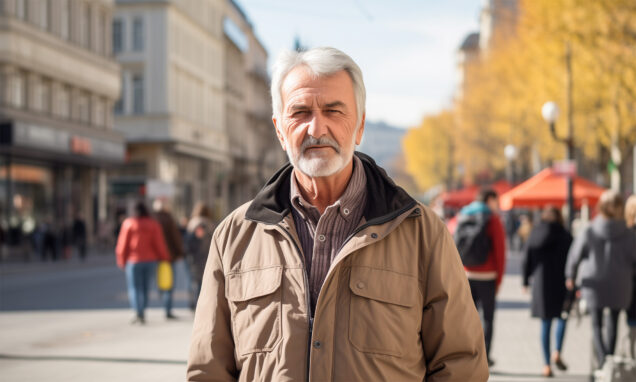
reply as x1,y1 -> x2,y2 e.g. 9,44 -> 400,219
301,136 -> 340,154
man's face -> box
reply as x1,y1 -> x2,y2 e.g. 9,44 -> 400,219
487,196 -> 499,213
273,66 -> 364,178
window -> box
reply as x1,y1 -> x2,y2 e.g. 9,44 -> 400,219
58,86 -> 70,118
40,80 -> 50,113
84,3 -> 91,49
60,0 -> 69,40
40,0 -> 48,30
93,97 -> 105,126
132,74 -> 143,114
11,73 -> 25,108
133,17 -> 143,51
112,19 -> 123,53
78,92 -> 90,123
114,74 -> 124,114
16,0 -> 25,20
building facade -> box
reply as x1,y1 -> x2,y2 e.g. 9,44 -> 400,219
223,0 -> 285,211
0,0 -> 124,259
112,0 -> 283,220
112,0 -> 228,220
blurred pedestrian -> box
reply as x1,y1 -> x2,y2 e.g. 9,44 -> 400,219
184,202 -> 215,311
72,212 -> 87,261
116,201 -> 170,324
516,213 -> 533,249
522,206 -> 572,377
565,190 -> 636,368
152,199 -> 184,320
38,218 -> 57,261
457,188 -> 506,367
625,195 -> 636,358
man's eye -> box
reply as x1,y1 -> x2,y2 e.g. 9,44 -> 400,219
326,109 -> 341,114
292,111 -> 308,117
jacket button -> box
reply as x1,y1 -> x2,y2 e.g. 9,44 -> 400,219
313,340 -> 322,349
356,281 -> 365,289
371,233 -> 378,239
318,234 -> 326,242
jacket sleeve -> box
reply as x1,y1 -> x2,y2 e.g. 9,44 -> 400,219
565,227 -> 588,281
421,223 -> 489,381
490,215 -> 507,289
115,219 -> 131,269
187,231 -> 238,381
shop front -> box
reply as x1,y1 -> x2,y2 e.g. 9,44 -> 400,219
0,120 -> 125,261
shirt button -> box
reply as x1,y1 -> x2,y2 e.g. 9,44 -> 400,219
356,281 -> 365,289
318,234 -> 326,242
313,340 -> 322,349
343,208 -> 350,215
371,233 -> 378,239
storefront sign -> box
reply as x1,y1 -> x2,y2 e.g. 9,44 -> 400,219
2,121 -> 125,163
146,179 -> 176,199
71,136 -> 92,155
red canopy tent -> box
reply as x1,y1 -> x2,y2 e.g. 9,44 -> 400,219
441,180 -> 513,209
499,168 -> 605,211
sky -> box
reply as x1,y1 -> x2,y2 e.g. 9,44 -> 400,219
236,0 -> 482,129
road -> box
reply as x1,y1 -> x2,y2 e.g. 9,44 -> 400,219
0,256 -> 192,381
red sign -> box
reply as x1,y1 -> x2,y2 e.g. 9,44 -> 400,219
553,160 -> 577,177
70,136 -> 92,155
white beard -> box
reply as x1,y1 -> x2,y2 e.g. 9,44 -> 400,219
285,131 -> 357,178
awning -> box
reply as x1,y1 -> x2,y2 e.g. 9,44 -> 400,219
441,180 -> 513,209
499,168 -> 605,210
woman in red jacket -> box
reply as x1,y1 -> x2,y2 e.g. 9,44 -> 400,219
116,201 -> 170,324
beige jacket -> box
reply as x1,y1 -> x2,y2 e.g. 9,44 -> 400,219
187,153 -> 488,381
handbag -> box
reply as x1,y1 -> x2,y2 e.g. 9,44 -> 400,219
157,261 -> 174,291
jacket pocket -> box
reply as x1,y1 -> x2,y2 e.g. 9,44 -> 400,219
348,266 -> 419,357
226,265 -> 283,355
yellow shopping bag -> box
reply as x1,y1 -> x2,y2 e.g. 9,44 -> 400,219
157,261 -> 173,291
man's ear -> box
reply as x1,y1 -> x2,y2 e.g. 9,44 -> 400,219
272,117 -> 287,150
355,113 -> 366,145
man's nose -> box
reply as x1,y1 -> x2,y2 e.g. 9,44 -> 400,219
306,111 -> 328,138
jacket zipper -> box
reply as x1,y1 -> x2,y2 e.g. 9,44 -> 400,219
277,224 -> 312,382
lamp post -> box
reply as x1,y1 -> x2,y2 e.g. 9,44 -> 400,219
542,101 -> 575,231
504,144 -> 517,184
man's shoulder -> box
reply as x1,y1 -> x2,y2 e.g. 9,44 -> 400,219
409,202 -> 447,237
213,200 -> 260,239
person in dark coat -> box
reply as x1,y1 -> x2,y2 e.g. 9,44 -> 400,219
566,190 -> 636,368
184,202 -> 215,311
625,194 -> 636,359
152,199 -> 184,320
523,206 -> 572,377
72,213 -> 87,261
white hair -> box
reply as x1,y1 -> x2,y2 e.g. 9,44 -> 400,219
270,47 -> 366,126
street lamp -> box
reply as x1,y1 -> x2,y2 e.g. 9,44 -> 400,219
542,101 -> 575,231
504,144 -> 517,184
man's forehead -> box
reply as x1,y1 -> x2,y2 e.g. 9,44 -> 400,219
281,67 -> 353,105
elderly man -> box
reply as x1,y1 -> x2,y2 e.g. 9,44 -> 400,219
187,47 -> 488,381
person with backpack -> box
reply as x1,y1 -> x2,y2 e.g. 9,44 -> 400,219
455,188 -> 506,367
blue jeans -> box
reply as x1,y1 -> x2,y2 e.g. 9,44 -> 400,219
125,261 -> 157,318
541,318 -> 567,365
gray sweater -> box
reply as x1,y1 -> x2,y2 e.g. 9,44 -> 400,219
565,216 -> 636,310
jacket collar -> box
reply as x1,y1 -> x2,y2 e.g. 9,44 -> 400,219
245,152 -> 417,225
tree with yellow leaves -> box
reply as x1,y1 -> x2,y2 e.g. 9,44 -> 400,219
404,0 -> 636,193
